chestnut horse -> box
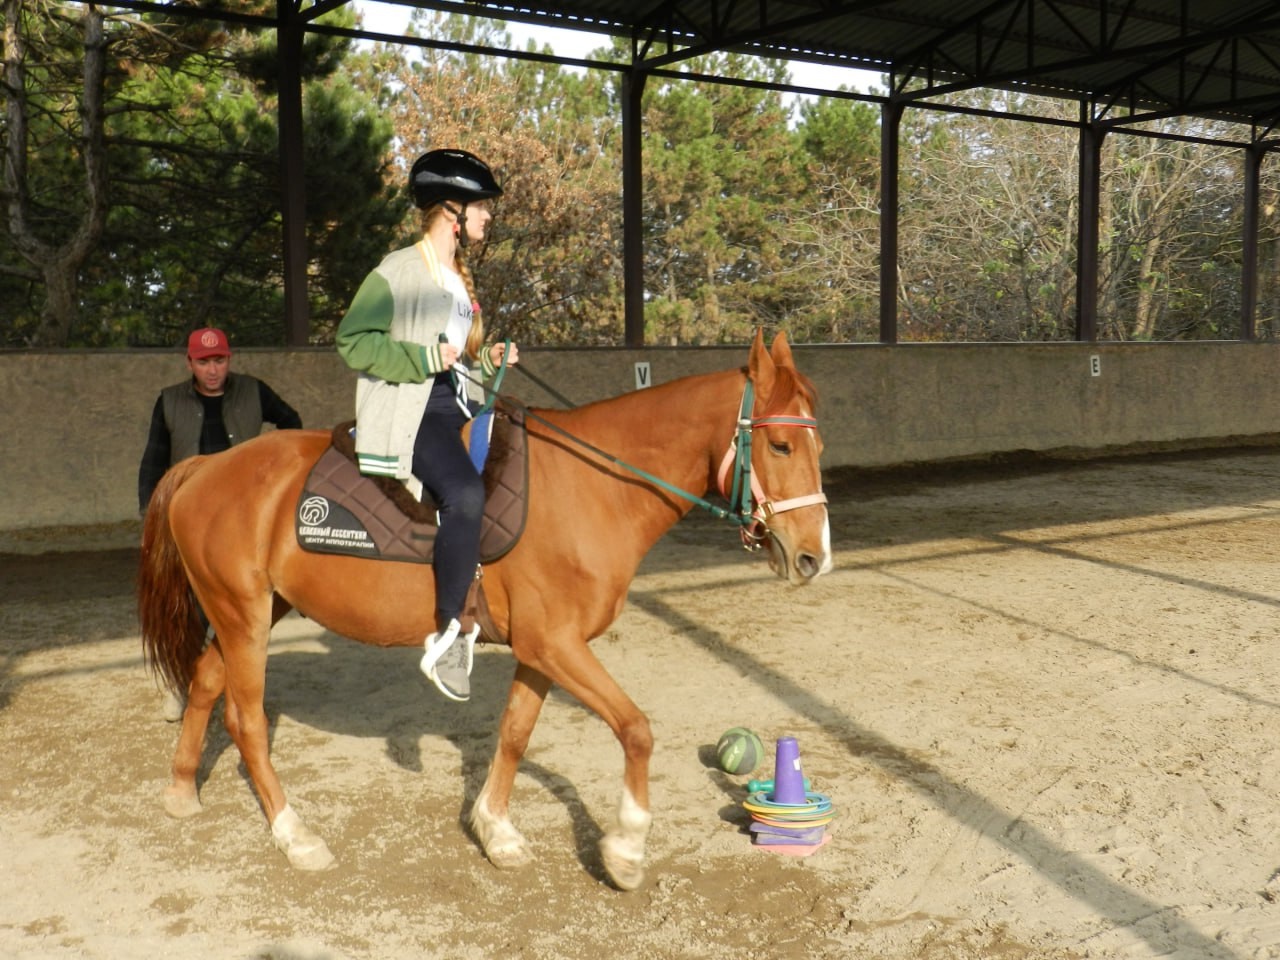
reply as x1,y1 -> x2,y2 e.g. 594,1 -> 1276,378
138,330 -> 832,890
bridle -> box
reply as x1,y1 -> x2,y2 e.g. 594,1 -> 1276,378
715,380 -> 828,551
462,356 -> 827,548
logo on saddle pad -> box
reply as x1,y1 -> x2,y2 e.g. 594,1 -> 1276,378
297,495 -> 380,555
295,410 -> 528,565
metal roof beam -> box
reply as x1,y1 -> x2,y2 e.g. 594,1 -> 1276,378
624,0 -> 893,70
889,3 -> 1280,123
1098,88 -> 1280,133
1087,22 -> 1280,106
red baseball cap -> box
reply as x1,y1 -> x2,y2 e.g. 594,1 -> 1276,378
187,327 -> 231,359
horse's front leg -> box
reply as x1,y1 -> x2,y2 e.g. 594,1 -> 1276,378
163,641 -> 224,819
471,662 -> 551,869
536,643 -> 654,891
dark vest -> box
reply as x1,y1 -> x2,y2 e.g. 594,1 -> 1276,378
160,373 -> 264,464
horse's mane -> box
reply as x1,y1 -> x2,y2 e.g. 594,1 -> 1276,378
534,365 -> 739,421
521,356 -> 816,435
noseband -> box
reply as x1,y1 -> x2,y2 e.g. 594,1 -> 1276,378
716,381 -> 828,551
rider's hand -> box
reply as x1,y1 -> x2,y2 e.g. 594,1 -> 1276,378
439,342 -> 460,369
490,342 -> 519,367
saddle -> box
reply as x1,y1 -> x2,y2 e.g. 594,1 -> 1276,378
295,404 -> 528,566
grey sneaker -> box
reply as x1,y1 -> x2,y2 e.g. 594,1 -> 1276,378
161,687 -> 186,722
420,620 -> 476,702
431,632 -> 471,701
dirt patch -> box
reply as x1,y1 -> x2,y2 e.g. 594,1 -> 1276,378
3,450 -> 1280,959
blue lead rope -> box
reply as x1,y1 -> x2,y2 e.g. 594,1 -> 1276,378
467,339 -> 512,472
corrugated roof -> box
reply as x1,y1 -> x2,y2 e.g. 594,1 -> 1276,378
415,0 -> 1280,133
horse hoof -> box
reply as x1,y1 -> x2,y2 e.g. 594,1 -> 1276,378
487,838 -> 533,870
285,837 -> 336,871
600,834 -> 646,891
163,783 -> 202,819
470,799 -> 533,869
475,819 -> 533,869
271,805 -> 336,871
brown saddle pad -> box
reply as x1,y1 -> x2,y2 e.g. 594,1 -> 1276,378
296,406 -> 528,564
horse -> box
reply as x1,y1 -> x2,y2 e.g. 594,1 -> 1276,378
137,329 -> 832,890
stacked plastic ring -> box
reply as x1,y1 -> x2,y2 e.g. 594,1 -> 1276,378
743,736 -> 835,850
743,789 -> 835,846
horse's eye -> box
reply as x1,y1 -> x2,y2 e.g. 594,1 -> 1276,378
769,441 -> 791,457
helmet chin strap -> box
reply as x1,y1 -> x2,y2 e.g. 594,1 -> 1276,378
442,201 -> 470,248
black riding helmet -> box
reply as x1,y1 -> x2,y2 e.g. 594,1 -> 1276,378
409,149 -> 503,209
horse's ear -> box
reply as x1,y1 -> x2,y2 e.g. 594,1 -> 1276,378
770,330 -> 795,369
749,328 -> 777,399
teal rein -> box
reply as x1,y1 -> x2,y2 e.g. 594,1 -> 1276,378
477,338 -> 512,415
724,381 -> 756,526
458,354 -> 764,530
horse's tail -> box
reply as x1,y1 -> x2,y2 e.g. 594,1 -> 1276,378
138,457 -> 209,695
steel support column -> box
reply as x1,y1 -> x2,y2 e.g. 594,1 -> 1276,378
1075,115 -> 1103,342
879,99 -> 904,344
1242,143 -> 1263,340
277,1 -> 309,346
621,69 -> 647,348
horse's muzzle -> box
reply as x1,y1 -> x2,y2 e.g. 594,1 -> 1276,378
764,516 -> 833,584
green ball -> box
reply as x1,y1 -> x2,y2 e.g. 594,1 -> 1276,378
716,727 -> 764,775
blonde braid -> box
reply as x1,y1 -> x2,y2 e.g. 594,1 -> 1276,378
454,248 -> 486,361
421,204 -> 486,361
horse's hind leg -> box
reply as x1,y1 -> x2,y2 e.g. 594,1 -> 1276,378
471,663 -> 551,869
214,602 -> 334,871
163,595 -> 295,820
163,641 -> 224,819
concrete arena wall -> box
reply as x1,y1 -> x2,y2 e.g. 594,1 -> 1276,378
3,340 -> 1279,533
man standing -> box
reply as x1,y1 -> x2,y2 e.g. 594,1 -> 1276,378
137,327 -> 302,722
138,327 -> 303,511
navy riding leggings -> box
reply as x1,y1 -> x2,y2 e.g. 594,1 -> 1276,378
413,378 -> 485,628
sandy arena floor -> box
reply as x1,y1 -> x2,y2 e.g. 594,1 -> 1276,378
3,449 -> 1280,959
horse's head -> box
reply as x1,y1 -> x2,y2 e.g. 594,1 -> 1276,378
744,330 -> 834,584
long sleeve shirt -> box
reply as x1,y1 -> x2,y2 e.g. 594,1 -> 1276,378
137,373 -> 301,511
